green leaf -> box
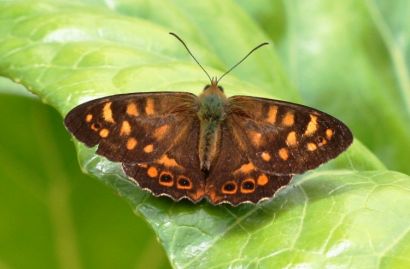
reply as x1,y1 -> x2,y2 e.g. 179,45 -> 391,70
0,87 -> 170,268
144,170 -> 410,268
1,1 -> 408,268
236,0 -> 410,174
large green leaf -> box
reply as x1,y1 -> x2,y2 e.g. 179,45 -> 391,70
0,80 -> 170,269
236,0 -> 410,174
1,1 -> 409,268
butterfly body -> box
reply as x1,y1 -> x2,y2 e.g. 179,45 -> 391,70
198,82 -> 227,171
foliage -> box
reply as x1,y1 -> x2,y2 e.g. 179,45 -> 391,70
0,1 -> 409,268
0,81 -> 169,269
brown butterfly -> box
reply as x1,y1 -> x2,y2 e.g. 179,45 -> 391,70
65,33 -> 353,206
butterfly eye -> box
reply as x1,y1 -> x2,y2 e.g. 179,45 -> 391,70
203,84 -> 211,91
218,86 -> 224,92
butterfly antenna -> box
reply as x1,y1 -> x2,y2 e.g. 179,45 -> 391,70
217,42 -> 269,83
169,32 -> 213,84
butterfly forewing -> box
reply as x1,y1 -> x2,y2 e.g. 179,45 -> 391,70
64,92 -> 198,164
228,96 -> 353,175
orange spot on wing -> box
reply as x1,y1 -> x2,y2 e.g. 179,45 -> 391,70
147,166 -> 158,178
282,111 -> 294,126
286,131 -> 297,147
326,129 -> 334,139
126,103 -> 139,116
304,114 -> 318,136
307,143 -> 317,151
235,162 -> 256,174
257,174 -> 269,186
261,151 -> 271,162
278,148 -> 289,160
103,102 -> 115,123
120,120 -> 131,136
154,124 -> 169,140
85,114 -> 93,122
266,106 -> 278,124
99,128 -> 109,138
249,131 -> 262,147
126,138 -> 137,150
157,154 -> 180,167
144,144 -> 154,153
145,98 -> 155,115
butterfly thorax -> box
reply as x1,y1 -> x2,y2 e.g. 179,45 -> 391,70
197,84 -> 227,172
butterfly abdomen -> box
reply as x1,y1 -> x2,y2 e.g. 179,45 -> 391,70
199,120 -> 220,172
198,93 -> 227,172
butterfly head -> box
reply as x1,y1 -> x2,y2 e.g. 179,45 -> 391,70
203,77 -> 224,93
198,77 -> 227,122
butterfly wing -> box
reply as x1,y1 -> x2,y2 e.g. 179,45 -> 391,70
65,92 -> 198,163
123,117 -> 205,202
65,92 -> 205,202
227,96 -> 353,175
205,120 -> 292,205
204,95 -> 352,205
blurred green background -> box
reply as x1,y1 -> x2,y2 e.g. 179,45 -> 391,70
0,79 -> 170,269
0,0 -> 409,268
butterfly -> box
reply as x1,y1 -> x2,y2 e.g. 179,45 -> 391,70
64,33 -> 353,206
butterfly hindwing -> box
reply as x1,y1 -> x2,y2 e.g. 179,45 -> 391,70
228,96 -> 353,175
64,92 -> 198,163
205,121 -> 293,205
122,117 -> 205,202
